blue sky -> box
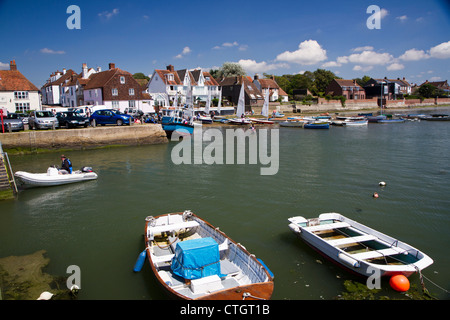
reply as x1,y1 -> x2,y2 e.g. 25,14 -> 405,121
1,0 -> 449,88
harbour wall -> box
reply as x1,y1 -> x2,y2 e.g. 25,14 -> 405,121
0,124 -> 168,151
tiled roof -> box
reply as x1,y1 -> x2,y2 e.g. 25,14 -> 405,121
42,70 -> 76,87
334,79 -> 363,88
84,68 -> 131,89
0,69 -> 39,91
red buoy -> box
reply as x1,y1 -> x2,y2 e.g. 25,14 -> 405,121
389,274 -> 410,292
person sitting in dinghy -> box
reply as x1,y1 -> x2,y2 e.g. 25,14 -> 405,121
60,155 -> 73,174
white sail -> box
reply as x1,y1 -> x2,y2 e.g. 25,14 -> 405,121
205,88 -> 211,114
261,87 -> 270,117
236,83 -> 245,117
217,88 -> 222,114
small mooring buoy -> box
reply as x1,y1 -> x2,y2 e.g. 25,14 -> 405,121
389,274 -> 410,292
373,192 -> 379,198
379,181 -> 386,186
37,291 -> 54,300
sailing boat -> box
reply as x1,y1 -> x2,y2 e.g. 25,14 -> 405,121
161,81 -> 195,139
198,89 -> 213,124
228,82 -> 251,125
249,86 -> 274,124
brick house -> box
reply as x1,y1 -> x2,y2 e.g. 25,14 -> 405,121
219,76 -> 264,111
83,63 -> 145,112
0,60 -> 41,113
325,79 -> 366,100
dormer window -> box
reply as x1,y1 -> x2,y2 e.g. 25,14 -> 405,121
166,74 -> 174,81
120,76 -> 125,84
205,77 -> 210,81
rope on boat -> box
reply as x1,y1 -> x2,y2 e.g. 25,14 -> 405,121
414,265 -> 450,296
242,292 -> 266,300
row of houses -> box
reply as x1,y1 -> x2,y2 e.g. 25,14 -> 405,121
325,77 -> 450,101
1,59 -> 449,115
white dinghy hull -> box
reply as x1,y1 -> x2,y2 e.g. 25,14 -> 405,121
288,213 -> 433,278
15,167 -> 98,187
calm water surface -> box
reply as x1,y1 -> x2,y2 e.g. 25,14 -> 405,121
1,107 -> 449,300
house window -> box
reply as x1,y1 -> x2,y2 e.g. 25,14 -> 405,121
112,101 -> 119,109
120,76 -> 125,84
166,74 -> 174,81
129,88 -> 135,96
129,100 -> 135,108
15,102 -> 30,112
14,91 -> 29,99
95,89 -> 98,97
112,88 -> 118,96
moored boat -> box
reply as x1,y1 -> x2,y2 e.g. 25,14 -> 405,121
421,114 -> 450,121
304,122 -> 329,129
288,213 -> 433,278
15,166 -> 97,187
142,211 -> 274,300
344,119 -> 368,126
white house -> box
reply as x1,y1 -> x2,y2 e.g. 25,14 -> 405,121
147,65 -> 220,106
63,63 -> 99,108
0,60 -> 41,114
253,74 -> 288,102
41,68 -> 76,106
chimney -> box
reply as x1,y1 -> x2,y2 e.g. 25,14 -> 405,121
254,74 -> 259,80
10,60 -> 17,71
63,68 -> 66,75
166,65 -> 174,72
109,63 -> 116,70
97,66 -> 102,72
82,63 -> 88,79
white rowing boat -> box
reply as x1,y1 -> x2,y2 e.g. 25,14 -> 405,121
288,213 -> 433,277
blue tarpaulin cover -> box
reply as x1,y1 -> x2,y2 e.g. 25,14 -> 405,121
171,237 -> 221,280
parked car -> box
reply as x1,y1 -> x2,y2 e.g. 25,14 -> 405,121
1,113 -> 24,132
56,111 -> 89,128
16,113 -> 29,125
28,110 -> 59,130
89,109 -> 133,126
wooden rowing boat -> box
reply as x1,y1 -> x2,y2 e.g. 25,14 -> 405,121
288,213 -> 433,278
142,211 -> 274,300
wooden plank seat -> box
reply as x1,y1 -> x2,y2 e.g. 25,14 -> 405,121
303,222 -> 350,233
150,221 -> 200,235
327,235 -> 377,247
350,247 -> 407,261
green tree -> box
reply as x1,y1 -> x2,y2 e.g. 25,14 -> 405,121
216,62 -> 246,78
418,84 -> 436,98
133,72 -> 150,81
312,69 -> 339,95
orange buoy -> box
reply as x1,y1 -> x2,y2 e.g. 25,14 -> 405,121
389,274 -> 410,292
373,192 -> 379,198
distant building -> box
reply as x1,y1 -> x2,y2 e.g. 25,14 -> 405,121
253,75 -> 288,102
364,78 -> 402,100
420,80 -> 450,96
41,68 -> 76,106
325,79 -> 366,100
63,63 -> 99,108
219,76 -> 264,111
147,65 -> 220,107
83,63 -> 146,112
0,60 -> 41,113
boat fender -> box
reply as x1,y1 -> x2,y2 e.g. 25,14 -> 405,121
338,253 -> 360,268
133,249 -> 147,272
288,223 -> 301,233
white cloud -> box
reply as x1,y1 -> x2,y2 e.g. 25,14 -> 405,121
238,59 -> 288,73
222,41 -> 239,47
352,46 -> 374,52
387,63 -> 405,71
353,65 -> 373,72
396,15 -> 408,22
399,48 -> 430,61
429,41 -> 450,59
213,41 -> 247,51
322,61 -> 341,68
175,46 -> 191,59
339,50 -> 393,65
429,76 -> 442,81
98,8 -> 119,20
40,48 -> 66,54
0,62 -> 9,70
276,40 -> 327,65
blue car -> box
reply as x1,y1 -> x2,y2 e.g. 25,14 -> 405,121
89,109 -> 133,126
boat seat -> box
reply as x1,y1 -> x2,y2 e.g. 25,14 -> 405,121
303,222 -> 350,233
351,247 -> 407,261
327,235 -> 377,247
220,259 -> 240,276
150,221 -> 200,235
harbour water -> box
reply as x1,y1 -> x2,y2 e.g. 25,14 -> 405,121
1,107 -> 449,300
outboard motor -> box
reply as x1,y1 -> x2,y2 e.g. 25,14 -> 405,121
81,166 -> 93,173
